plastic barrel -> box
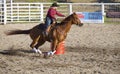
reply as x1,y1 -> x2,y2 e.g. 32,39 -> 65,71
51,41 -> 65,55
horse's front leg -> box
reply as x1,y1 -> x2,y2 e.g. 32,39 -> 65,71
47,40 -> 58,56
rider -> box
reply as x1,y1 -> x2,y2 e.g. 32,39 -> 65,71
44,2 -> 65,36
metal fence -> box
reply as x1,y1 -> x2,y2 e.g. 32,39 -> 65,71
0,3 -> 3,24
0,1 -> 7,24
0,1 -> 120,24
104,3 -> 120,24
6,3 -> 70,23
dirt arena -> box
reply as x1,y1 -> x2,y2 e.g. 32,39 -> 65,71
0,23 -> 120,74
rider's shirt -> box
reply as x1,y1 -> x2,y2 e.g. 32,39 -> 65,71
46,7 -> 65,20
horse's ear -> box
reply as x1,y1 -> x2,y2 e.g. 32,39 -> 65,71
73,12 -> 76,14
72,12 -> 77,16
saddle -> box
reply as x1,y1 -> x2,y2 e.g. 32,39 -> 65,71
38,22 -> 57,42
38,22 -> 57,31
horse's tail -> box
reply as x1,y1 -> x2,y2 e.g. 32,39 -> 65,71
5,29 -> 31,35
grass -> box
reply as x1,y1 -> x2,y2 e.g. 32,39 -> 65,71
14,0 -> 120,3
104,16 -> 120,25
15,0 -> 57,2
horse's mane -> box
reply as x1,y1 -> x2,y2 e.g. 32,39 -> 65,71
63,14 -> 73,21
58,13 -> 74,25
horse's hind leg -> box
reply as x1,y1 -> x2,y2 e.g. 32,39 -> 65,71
35,39 -> 45,49
30,35 -> 40,48
33,39 -> 45,54
30,35 -> 43,54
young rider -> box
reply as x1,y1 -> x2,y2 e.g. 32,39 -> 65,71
44,2 -> 65,36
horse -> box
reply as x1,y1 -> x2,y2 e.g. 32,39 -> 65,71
6,12 -> 83,57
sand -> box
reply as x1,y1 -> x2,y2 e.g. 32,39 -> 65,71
0,23 -> 120,74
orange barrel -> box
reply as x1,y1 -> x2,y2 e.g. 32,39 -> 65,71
51,41 -> 65,55
55,41 -> 65,55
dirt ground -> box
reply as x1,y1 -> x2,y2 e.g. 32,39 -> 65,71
0,23 -> 120,74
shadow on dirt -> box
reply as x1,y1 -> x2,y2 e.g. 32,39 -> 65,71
0,46 -> 104,56
0,47 -> 48,58
66,46 -> 97,52
0,48 -> 34,56
1,46 -> 119,58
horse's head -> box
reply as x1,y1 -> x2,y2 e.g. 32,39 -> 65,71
71,12 -> 83,26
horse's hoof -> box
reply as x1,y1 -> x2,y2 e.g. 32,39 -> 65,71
43,53 -> 49,58
37,49 -> 42,54
43,52 -> 52,59
32,48 -> 38,53
32,48 -> 42,54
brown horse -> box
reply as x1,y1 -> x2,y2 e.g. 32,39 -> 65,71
6,12 -> 83,57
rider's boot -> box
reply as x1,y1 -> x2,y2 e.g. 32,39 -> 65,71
45,26 -> 50,37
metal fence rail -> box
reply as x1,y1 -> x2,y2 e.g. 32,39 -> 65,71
0,3 -> 4,24
0,1 -> 120,24
6,3 -> 70,23
0,1 -> 7,24
7,3 -> 42,22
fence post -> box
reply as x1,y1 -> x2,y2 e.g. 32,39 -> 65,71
29,3 -> 30,22
17,3 -> 19,21
102,3 -> 104,23
3,0 -> 7,24
41,3 -> 44,22
11,0 -> 13,22
69,3 -> 72,14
